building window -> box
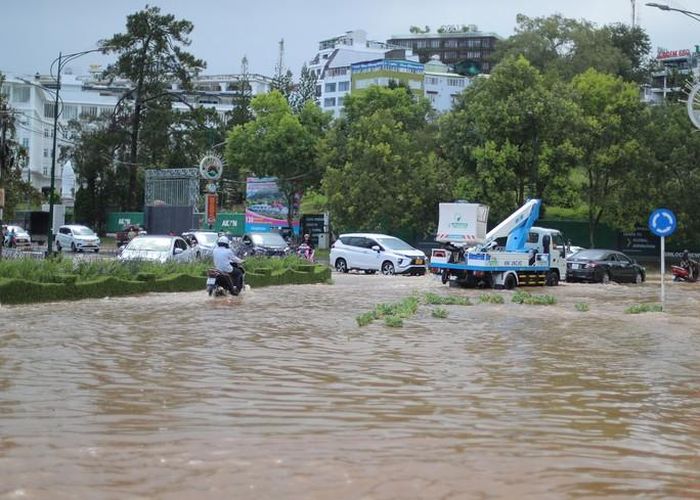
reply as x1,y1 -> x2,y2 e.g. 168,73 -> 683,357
324,97 -> 336,107
338,81 -> 350,92
324,82 -> 336,93
326,67 -> 348,77
315,84 -> 322,97
43,165 -> 48,176
44,128 -> 51,138
430,39 -> 441,48
80,106 -> 98,118
445,39 -> 458,48
44,103 -> 55,118
337,96 -> 344,107
447,78 -> 464,87
43,148 -> 49,158
426,91 -> 437,103
62,105 -> 78,120
426,76 -> 439,86
12,86 -> 30,103
21,138 -> 29,149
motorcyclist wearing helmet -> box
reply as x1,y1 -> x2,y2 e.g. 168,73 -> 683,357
212,236 -> 244,295
680,249 -> 698,281
298,233 -> 315,261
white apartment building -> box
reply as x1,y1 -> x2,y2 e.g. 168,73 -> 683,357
1,70 -> 272,194
310,30 -> 469,117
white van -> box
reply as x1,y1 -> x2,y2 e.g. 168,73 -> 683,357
330,233 -> 427,275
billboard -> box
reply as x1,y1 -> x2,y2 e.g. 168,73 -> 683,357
245,177 -> 300,233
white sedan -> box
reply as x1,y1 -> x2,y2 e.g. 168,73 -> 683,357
118,235 -> 196,263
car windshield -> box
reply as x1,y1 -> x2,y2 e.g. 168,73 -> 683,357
126,238 -> 171,252
572,249 -> 609,261
72,227 -> 95,236
197,233 -> 219,245
9,226 -> 28,235
375,237 -> 414,251
250,233 -> 286,246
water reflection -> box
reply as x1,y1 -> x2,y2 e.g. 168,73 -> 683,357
0,275 -> 699,498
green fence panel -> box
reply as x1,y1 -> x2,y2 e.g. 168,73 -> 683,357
538,220 -> 618,249
106,212 -> 144,233
213,212 -> 245,235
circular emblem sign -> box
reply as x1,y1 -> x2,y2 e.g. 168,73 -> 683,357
199,154 -> 223,181
648,208 -> 677,238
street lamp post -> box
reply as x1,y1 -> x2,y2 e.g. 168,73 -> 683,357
47,47 -> 106,255
646,3 -> 700,22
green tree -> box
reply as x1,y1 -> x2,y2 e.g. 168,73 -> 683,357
569,69 -> 650,245
289,63 -> 318,114
229,56 -> 253,127
493,14 -> 651,82
0,73 -> 39,220
225,92 -> 331,228
100,5 -> 205,209
321,86 -> 447,240
440,56 -> 581,221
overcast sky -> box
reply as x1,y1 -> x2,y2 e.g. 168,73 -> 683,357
1,0 -> 699,78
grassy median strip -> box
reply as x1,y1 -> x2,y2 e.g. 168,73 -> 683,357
0,256 -> 331,305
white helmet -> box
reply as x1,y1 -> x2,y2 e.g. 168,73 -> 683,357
217,236 -> 230,246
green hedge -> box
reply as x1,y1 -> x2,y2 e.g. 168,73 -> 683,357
0,265 -> 331,305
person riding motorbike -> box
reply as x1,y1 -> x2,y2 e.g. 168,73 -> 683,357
679,249 -> 699,282
212,236 -> 244,295
297,233 -> 315,261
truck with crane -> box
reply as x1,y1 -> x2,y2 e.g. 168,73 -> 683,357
430,199 -> 568,289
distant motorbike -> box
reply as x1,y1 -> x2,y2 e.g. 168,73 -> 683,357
672,263 -> 699,283
296,243 -> 315,262
206,262 -> 246,297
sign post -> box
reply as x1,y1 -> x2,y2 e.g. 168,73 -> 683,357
206,194 -> 218,229
648,208 -> 677,309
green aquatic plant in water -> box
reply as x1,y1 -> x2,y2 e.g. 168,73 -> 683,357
356,296 -> 420,327
424,292 -> 471,305
431,307 -> 449,318
625,303 -> 663,314
575,302 -> 589,312
479,293 -> 505,304
512,291 -> 556,305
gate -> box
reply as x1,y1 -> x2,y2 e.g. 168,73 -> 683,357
144,168 -> 200,235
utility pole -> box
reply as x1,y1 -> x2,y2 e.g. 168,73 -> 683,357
631,0 -> 637,27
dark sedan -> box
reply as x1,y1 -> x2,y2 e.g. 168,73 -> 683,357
236,232 -> 292,257
566,249 -> 646,284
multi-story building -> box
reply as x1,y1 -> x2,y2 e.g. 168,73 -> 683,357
387,26 -> 501,76
310,30 -> 470,116
1,71 -> 272,194
645,47 -> 700,103
310,29 -> 419,116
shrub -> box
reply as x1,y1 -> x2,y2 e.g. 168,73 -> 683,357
356,312 -> 375,327
356,296 -> 420,328
575,302 -> 589,312
479,293 -> 504,304
384,316 -> 404,328
625,303 -> 663,314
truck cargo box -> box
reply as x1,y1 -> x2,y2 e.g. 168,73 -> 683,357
436,203 -> 489,245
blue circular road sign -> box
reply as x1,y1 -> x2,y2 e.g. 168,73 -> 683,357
648,208 -> 677,237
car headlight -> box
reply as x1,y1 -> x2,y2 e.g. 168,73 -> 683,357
398,258 -> 404,265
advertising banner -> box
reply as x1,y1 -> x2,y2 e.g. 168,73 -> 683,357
245,177 -> 299,234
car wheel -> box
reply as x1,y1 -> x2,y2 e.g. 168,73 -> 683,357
71,242 -> 77,253
601,271 -> 611,285
335,258 -> 348,273
381,261 -> 395,275
504,273 -> 517,290
635,270 -> 643,284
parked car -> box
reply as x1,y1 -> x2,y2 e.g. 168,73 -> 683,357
331,233 -> 428,275
118,235 -> 195,263
55,225 -> 101,253
3,225 -> 31,249
566,249 -> 646,284
182,231 -> 219,258
237,232 -> 291,257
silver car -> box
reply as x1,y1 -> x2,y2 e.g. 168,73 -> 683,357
118,235 -> 196,263
182,231 -> 219,259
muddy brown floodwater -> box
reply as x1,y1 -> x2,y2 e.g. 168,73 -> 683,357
0,273 -> 699,499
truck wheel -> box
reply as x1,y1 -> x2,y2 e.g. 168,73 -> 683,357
545,270 -> 559,286
441,269 -> 449,284
504,274 -> 517,290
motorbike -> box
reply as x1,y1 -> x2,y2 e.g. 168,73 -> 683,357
672,262 -> 699,282
296,242 -> 315,262
206,262 -> 246,297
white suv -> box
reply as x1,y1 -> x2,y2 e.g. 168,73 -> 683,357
330,233 -> 427,275
56,225 -> 101,253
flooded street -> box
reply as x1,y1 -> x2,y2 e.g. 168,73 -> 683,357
1,273 -> 699,499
